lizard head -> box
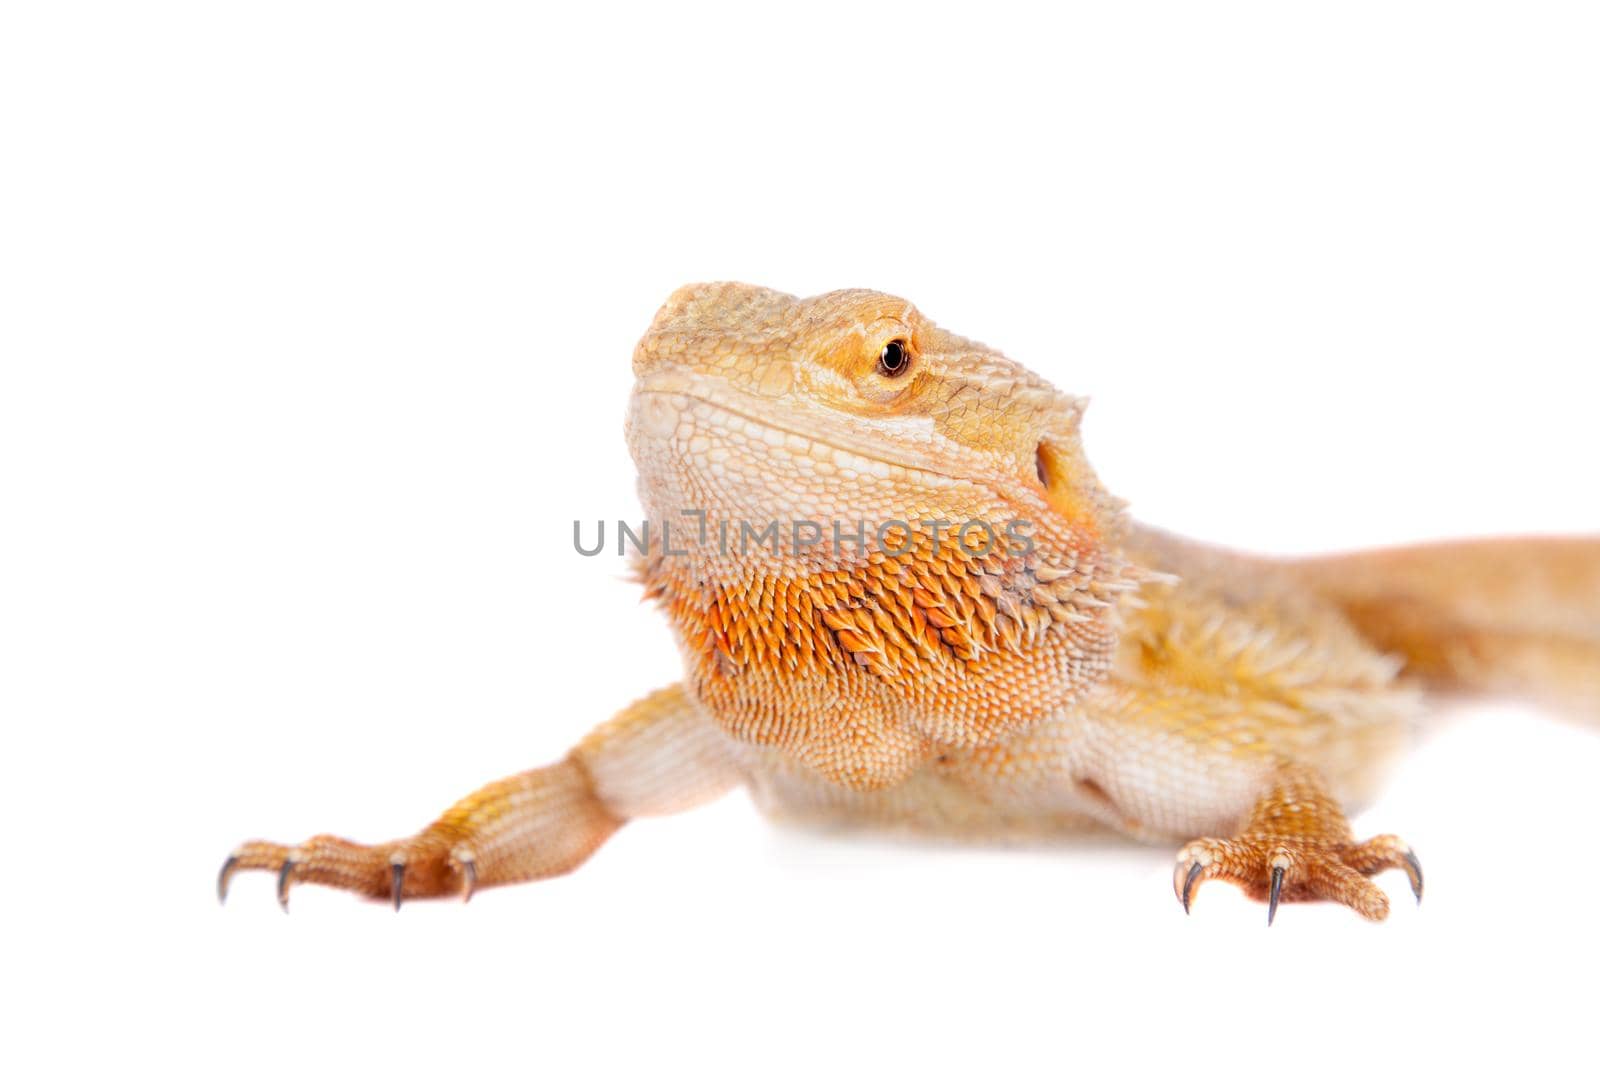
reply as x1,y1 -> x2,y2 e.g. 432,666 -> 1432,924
629,283 -> 1114,528
626,283 -> 1141,789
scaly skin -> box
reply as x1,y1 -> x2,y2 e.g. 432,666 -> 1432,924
222,283 -> 1600,922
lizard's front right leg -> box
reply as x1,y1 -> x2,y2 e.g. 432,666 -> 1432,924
219,684 -> 741,909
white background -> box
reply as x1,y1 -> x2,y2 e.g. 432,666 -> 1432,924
4,2 -> 1598,1064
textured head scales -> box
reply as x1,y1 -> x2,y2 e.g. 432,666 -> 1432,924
627,283 -> 1140,789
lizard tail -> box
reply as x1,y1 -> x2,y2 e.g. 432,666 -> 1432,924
1283,537 -> 1600,715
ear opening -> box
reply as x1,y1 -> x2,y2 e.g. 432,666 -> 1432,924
1033,436 -> 1105,534
1035,439 -> 1056,490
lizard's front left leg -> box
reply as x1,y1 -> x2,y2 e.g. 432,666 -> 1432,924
219,684 -> 741,909
1175,764 -> 1423,924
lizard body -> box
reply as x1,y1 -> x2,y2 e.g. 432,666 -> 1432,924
222,283 -> 1600,921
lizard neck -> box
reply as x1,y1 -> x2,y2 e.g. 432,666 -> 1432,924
633,488 -> 1141,789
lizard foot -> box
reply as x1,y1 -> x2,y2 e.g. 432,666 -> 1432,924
1171,766 -> 1421,924
219,831 -> 478,912
1175,831 -> 1421,924
218,756 -> 624,910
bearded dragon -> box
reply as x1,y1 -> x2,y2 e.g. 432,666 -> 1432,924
220,283 -> 1600,923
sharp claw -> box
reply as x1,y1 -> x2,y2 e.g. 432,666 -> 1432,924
460,858 -> 477,904
390,861 -> 406,912
217,854 -> 238,905
1267,865 -> 1285,926
1180,862 -> 1203,914
276,858 -> 296,913
1403,850 -> 1424,904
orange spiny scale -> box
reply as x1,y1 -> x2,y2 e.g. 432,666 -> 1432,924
800,633 -> 825,668
1034,610 -> 1057,640
819,608 -> 853,633
882,641 -> 915,674
1048,576 -> 1086,599
852,605 -> 885,642
878,594 -> 918,633
1047,602 -> 1091,625
711,625 -> 735,663
973,593 -> 998,632
785,594 -> 812,632
906,567 -> 936,598
871,618 -> 906,657
737,611 -> 761,655
938,616 -> 974,648
905,602 -> 929,646
802,623 -> 833,666
905,632 -> 940,668
883,628 -> 920,664
836,629 -> 874,656
787,614 -> 813,654
858,652 -> 896,681
867,601 -> 902,638
1015,605 -> 1041,636
995,613 -> 1021,652
749,636 -> 773,670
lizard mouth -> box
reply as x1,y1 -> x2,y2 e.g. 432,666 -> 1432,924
629,369 -> 964,485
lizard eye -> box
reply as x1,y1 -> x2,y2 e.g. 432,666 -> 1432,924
876,339 -> 911,378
